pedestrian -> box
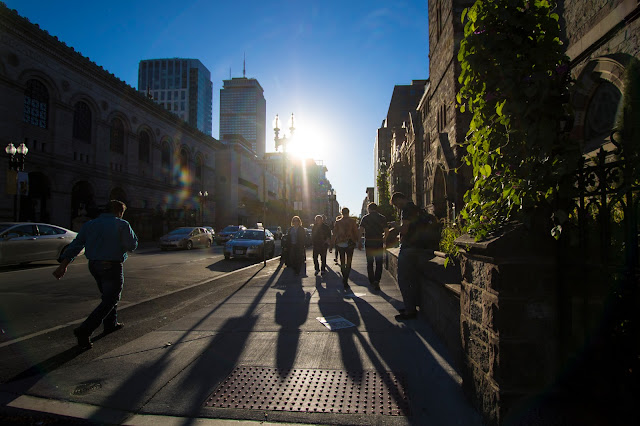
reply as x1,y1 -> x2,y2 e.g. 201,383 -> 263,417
331,207 -> 361,289
333,215 -> 341,264
52,200 -> 138,349
311,214 -> 331,275
286,215 -> 306,275
359,202 -> 388,291
389,192 -> 428,321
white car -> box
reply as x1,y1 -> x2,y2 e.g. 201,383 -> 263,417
0,222 -> 81,266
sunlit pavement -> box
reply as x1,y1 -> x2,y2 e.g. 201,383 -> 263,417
0,249 -> 480,426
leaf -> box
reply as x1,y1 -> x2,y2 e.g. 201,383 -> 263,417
461,7 -> 468,24
483,164 -> 492,176
496,100 -> 505,116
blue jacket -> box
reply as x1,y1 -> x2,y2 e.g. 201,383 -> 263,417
61,213 -> 138,262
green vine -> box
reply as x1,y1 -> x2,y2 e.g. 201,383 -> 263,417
440,220 -> 467,267
376,165 -> 398,222
457,0 -> 579,241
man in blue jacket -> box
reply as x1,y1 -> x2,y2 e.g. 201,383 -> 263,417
53,200 -> 138,349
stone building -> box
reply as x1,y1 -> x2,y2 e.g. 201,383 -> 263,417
0,4 -> 222,240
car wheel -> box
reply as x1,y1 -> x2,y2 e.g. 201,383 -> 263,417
224,253 -> 230,260
186,240 -> 193,250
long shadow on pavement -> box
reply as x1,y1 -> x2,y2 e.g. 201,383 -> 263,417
84,264 -> 274,424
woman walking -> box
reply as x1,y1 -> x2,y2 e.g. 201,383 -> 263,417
286,215 -> 306,275
331,207 -> 361,288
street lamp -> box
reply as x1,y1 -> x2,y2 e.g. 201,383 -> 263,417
198,190 -> 209,225
5,143 -> 28,221
273,113 -> 295,223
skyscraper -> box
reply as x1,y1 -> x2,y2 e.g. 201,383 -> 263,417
219,68 -> 266,158
138,58 -> 213,136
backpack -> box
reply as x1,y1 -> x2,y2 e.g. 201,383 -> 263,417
407,208 -> 441,250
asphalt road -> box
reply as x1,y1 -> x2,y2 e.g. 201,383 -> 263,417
0,241 -> 282,384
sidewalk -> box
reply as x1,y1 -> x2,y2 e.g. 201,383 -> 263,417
0,250 -> 481,425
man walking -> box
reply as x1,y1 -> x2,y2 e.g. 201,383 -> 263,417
53,200 -> 138,349
390,192 -> 423,321
311,214 -> 331,275
359,202 -> 388,291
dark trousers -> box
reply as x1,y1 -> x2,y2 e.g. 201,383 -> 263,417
397,248 -> 422,313
312,244 -> 328,271
289,244 -> 305,273
365,243 -> 384,284
80,260 -> 124,335
337,245 -> 355,284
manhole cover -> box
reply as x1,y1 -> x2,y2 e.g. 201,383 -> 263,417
204,366 -> 410,416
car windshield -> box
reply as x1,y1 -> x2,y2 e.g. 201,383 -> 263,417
235,230 -> 265,240
222,226 -> 240,233
168,228 -> 191,235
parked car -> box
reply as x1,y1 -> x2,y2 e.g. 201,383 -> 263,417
0,222 -> 81,266
224,228 -> 275,260
266,226 -> 282,240
215,225 -> 246,245
159,227 -> 212,250
203,226 -> 215,239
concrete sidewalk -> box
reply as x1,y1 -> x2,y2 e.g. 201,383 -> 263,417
1,250 -> 481,425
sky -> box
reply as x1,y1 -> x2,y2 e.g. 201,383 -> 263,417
5,0 -> 429,214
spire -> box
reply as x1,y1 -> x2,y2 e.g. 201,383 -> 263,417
243,53 -> 246,78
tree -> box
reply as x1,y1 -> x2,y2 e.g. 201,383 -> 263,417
376,164 -> 397,221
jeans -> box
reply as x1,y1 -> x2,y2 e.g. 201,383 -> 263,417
79,260 -> 124,335
365,243 -> 384,284
337,245 -> 355,284
312,244 -> 328,271
289,244 -> 305,273
397,248 -> 422,313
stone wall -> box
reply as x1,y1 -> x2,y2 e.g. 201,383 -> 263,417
385,248 -> 463,371
456,227 -> 559,425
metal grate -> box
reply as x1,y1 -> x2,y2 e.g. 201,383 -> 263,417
204,366 -> 410,416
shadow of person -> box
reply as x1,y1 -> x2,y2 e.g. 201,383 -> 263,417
4,346 -> 85,391
274,273 -> 311,374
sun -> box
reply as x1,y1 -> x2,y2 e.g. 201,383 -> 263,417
286,120 -> 328,160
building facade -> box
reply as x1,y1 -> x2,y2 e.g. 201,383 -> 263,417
1,4 -> 222,240
138,58 -> 213,136
220,77 -> 266,159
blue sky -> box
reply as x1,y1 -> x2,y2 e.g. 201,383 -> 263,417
6,0 -> 429,214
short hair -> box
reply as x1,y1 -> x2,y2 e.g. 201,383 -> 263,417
315,215 -> 323,221
291,215 -> 302,226
341,207 -> 350,216
390,192 -> 407,203
367,202 -> 378,211
108,200 -> 126,215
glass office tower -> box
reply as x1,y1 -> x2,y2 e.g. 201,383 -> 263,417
138,58 -> 213,136
220,77 -> 266,158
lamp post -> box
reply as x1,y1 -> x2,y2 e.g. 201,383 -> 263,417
5,143 -> 28,221
273,113 -> 295,224
198,190 -> 209,225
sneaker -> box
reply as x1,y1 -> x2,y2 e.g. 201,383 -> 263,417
394,312 -> 417,321
73,328 -> 92,350
104,322 -> 124,335
372,283 -> 380,292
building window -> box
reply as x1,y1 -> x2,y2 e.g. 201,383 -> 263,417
23,79 -> 49,129
179,148 -> 189,172
161,142 -> 171,172
139,130 -> 151,164
195,155 -> 203,181
73,101 -> 92,142
110,118 -> 125,154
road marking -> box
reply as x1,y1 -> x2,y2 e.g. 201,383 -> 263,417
0,257 -> 280,349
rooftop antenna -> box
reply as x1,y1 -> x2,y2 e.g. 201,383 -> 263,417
243,53 -> 246,78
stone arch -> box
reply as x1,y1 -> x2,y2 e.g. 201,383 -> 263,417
571,54 -> 632,153
18,68 -> 61,100
70,180 -> 97,230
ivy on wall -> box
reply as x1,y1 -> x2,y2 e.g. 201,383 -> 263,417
457,0 -> 580,241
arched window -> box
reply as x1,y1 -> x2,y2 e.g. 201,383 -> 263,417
195,155 -> 203,181
73,101 -> 92,142
139,130 -> 150,163
110,118 -> 124,153
161,142 -> 171,172
179,148 -> 189,172
23,79 -> 49,129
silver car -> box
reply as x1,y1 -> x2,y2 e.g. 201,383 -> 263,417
159,227 -> 213,250
224,229 -> 275,260
0,222 -> 80,266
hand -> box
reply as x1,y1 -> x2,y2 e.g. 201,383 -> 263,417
52,265 -> 67,280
